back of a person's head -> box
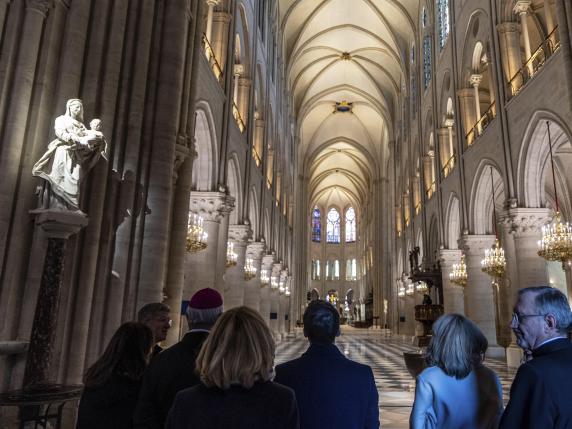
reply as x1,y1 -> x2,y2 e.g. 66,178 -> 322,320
519,286 -> 572,335
303,300 -> 340,344
137,302 -> 170,323
426,313 -> 487,379
186,288 -> 223,329
83,322 -> 153,387
196,306 -> 275,390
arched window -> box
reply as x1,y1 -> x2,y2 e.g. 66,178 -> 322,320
437,0 -> 450,49
334,260 -> 340,280
345,207 -> 356,242
311,206 -> 321,242
316,260 -> 321,279
351,258 -> 357,279
325,260 -> 330,280
345,259 -> 351,280
423,36 -> 432,89
326,208 -> 341,243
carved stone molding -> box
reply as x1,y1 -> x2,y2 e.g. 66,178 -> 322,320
228,224 -> 252,244
513,0 -> 531,15
439,249 -> 463,267
189,191 -> 235,222
504,207 -> 552,236
498,22 -> 520,34
459,234 -> 496,256
246,241 -> 266,260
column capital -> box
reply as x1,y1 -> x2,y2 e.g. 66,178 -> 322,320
469,74 -> 483,87
513,0 -> 531,15
30,209 -> 88,239
206,0 -> 220,6
443,117 -> 455,128
228,224 -> 252,244
233,63 -> 245,76
439,249 -> 463,266
459,234 -> 496,255
189,191 -> 235,222
504,207 -> 552,236
246,241 -> 266,260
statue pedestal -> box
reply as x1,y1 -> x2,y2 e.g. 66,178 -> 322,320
23,209 -> 88,389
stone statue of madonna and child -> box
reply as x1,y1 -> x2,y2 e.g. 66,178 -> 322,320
32,99 -> 107,211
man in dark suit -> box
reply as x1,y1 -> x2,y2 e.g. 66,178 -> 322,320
275,300 -> 379,429
500,286 -> 572,429
133,288 -> 223,429
137,302 -> 172,358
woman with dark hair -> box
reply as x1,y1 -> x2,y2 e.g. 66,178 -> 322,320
76,322 -> 154,429
410,314 -> 503,429
166,306 -> 299,429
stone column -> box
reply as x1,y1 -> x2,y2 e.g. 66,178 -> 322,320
204,0 -> 218,45
498,22 -> 523,85
460,235 -> 504,358
470,74 -> 483,134
211,11 -> 231,72
225,224 -> 252,309
277,270 -> 289,334
565,262 -> 572,302
439,249 -> 465,314
232,64 -> 243,106
544,0 -> 556,45
457,88 -> 477,139
514,0 -> 533,74
186,192 -> 234,297
260,254 -> 275,325
253,117 -> 265,166
423,156 -> 434,196
237,77 -> 251,127
23,209 -> 88,388
270,262 -> 283,335
437,127 -> 450,176
244,241 -> 266,311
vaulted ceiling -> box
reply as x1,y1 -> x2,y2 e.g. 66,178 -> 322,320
280,0 -> 419,211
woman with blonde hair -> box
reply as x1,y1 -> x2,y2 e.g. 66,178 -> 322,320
410,313 -> 503,429
166,306 -> 299,429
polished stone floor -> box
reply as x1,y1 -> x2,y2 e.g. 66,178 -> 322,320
275,327 -> 517,429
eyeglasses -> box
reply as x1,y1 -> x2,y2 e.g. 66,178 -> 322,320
512,312 -> 545,324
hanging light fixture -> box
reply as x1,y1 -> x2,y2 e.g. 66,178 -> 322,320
398,284 -> 406,298
405,282 -> 415,296
481,166 -> 506,279
450,254 -> 468,287
244,258 -> 257,281
225,242 -> 237,267
279,279 -> 286,294
538,121 -> 572,268
260,269 -> 270,287
186,213 -> 208,253
270,276 -> 279,289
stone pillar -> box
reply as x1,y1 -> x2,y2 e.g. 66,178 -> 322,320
186,192 -> 234,297
253,117 -> 265,166
237,77 -> 251,127
437,127 -> 450,176
260,254 -> 275,325
460,235 -> 504,358
514,1 -> 533,74
204,0 -> 218,45
457,88 -> 477,139
470,74 -> 483,133
423,155 -> 434,196
439,249 -> 465,314
215,210 -> 232,290
270,262 -> 283,335
279,289 -> 289,335
225,224 -> 252,309
23,210 -> 88,388
498,22 -> 523,85
507,208 -> 552,287
565,262 -> 572,303
244,241 -> 266,311
232,64 -> 243,106
211,11 -> 231,72
277,270 -> 289,334
445,118 -> 456,174
544,0 -> 556,45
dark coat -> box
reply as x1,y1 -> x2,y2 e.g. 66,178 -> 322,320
274,342 -> 379,429
165,381 -> 299,429
500,338 -> 572,429
133,331 -> 209,429
76,373 -> 141,429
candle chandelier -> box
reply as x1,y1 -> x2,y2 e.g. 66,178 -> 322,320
415,281 -> 428,293
481,167 -> 506,279
406,282 -> 415,296
398,284 -> 406,298
270,276 -> 279,289
260,269 -> 270,287
449,254 -> 468,287
225,242 -> 237,267
537,121 -> 572,268
186,213 -> 208,253
244,258 -> 257,281
279,279 -> 286,294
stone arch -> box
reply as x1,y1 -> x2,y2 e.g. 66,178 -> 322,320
470,160 -> 506,234
518,112 -> 572,219
445,193 -> 461,249
227,153 -> 242,225
192,104 -> 218,191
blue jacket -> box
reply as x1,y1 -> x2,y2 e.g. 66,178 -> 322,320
274,342 -> 379,429
500,338 -> 572,429
410,365 -> 503,429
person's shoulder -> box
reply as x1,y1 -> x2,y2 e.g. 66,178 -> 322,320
417,365 -> 443,381
265,381 -> 296,398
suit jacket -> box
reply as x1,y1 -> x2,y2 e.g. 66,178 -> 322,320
274,342 -> 379,429
500,338 -> 572,429
76,373 -> 141,429
410,365 -> 503,429
165,381 -> 299,429
133,331 -> 209,429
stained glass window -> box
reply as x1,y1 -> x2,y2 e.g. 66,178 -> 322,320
326,208 -> 341,243
423,36 -> 432,89
311,206 -> 321,242
345,207 -> 356,242
437,0 -> 450,49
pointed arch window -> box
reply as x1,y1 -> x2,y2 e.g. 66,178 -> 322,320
423,36 -> 432,89
311,206 -> 321,242
345,207 -> 356,243
326,208 -> 341,243
316,260 -> 321,279
437,0 -> 450,49
334,260 -> 340,280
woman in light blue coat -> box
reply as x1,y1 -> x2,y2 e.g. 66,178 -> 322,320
410,314 -> 503,429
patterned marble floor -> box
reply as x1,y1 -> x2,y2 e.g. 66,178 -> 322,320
275,327 -> 517,429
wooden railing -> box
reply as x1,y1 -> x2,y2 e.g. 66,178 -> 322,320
465,102 -> 496,146
414,202 -> 422,215
232,102 -> 246,133
252,148 -> 262,167
426,182 -> 436,199
442,155 -> 455,177
507,27 -> 560,99
202,34 -> 223,82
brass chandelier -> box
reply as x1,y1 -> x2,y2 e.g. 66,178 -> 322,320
244,258 -> 257,281
449,254 -> 468,287
186,213 -> 208,253
481,167 -> 506,279
260,269 -> 270,287
537,121 -> 572,268
225,242 -> 237,267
